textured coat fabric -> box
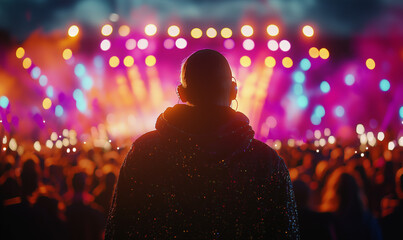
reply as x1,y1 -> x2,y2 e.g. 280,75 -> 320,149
105,104 -> 299,239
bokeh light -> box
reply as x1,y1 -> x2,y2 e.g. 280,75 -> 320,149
55,105 -> 64,117
267,40 -> 279,51
223,39 -> 235,49
242,39 -> 255,51
168,25 -> 180,37
124,56 -> 134,67
82,76 -> 93,90
206,27 -> 217,38
109,56 -> 120,68
145,24 -> 157,36
125,39 -> 136,50
101,24 -> 113,36
344,74 -> 355,85
399,106 -> 403,118
145,55 -> 156,67
42,98 -> 52,109
164,39 -> 175,49
22,58 -> 32,69
297,95 -> 309,108
46,86 -> 54,98
175,38 -> 187,49
240,56 -> 251,67
16,47 -> 25,58
319,48 -> 330,59
314,105 -> 325,117
300,58 -> 311,71
137,39 -> 149,50
282,57 -> 293,68
309,47 -> 319,58
366,58 -> 375,70
379,79 -> 390,92
74,64 -> 86,77
292,71 -> 305,83
0,96 -> 9,108
302,25 -> 314,37
100,39 -> 111,51
279,40 -> 291,52
191,28 -> 202,39
356,124 -> 365,134
264,56 -> 276,68
221,28 -> 232,38
266,24 -> 279,36
63,48 -> 73,60
68,25 -> 79,37
293,84 -> 303,95
31,67 -> 41,79
39,75 -> 48,86
311,114 -> 321,125
334,106 -> 345,117
118,25 -> 130,37
241,25 -> 253,37
320,81 -> 330,93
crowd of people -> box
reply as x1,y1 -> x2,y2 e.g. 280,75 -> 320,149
0,131 -> 401,240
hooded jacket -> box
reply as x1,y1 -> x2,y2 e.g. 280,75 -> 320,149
106,104 -> 299,239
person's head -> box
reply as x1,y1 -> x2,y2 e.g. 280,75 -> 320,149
72,172 -> 87,193
320,168 -> 365,215
177,49 -> 237,107
21,159 -> 38,196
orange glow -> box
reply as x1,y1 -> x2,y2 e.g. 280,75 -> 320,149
123,56 -> 134,67
309,47 -> 319,58
118,25 -> 130,37
221,28 -> 232,38
265,56 -> 276,68
145,55 -> 156,67
319,48 -> 330,59
240,56 -> 251,67
62,49 -> 73,60
22,58 -> 32,69
282,57 -> 293,68
16,47 -> 25,58
42,98 -> 52,109
109,56 -> 120,68
191,28 -> 202,39
366,58 -> 375,70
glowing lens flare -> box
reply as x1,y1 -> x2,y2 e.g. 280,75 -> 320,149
221,28 -> 232,38
145,24 -> 157,36
266,24 -> 279,36
206,28 -> 217,38
282,57 -> 293,68
302,25 -> 314,37
191,28 -> 202,39
63,49 -> 73,60
240,56 -> 251,67
109,56 -> 120,68
68,25 -> 79,37
309,47 -> 319,58
366,58 -> 375,70
168,25 -> 180,37
241,25 -> 253,37
23,58 -> 32,69
16,47 -> 25,58
101,24 -> 113,36
42,98 -> 52,109
145,55 -> 156,67
118,25 -> 130,37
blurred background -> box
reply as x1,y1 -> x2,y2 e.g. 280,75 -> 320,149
0,1 -> 402,239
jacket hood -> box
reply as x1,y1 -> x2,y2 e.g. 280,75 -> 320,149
155,104 -> 254,158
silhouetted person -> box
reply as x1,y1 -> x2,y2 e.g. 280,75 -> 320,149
65,172 -> 104,240
106,49 -> 299,239
94,172 -> 116,213
320,168 -> 382,240
293,180 -> 334,240
380,167 -> 403,240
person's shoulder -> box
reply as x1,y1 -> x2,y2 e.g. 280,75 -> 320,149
247,139 -> 285,170
249,139 -> 281,160
132,130 -> 160,146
